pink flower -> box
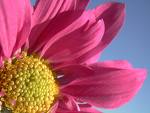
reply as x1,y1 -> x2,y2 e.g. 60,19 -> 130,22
0,0 -> 147,113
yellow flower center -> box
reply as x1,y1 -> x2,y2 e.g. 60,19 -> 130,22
0,52 -> 59,113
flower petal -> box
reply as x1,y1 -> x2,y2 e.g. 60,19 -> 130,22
93,2 -> 125,50
56,111 -> 94,113
33,0 -> 89,25
56,60 -> 132,85
37,11 -> 104,68
48,102 -> 59,113
90,60 -> 132,69
27,0 -> 89,50
0,0 -> 32,58
57,95 -> 79,111
0,56 -> 3,67
28,10 -> 87,53
60,62 -> 147,109
79,104 -> 102,113
27,10 -> 104,68
73,2 -> 125,64
42,18 -> 104,64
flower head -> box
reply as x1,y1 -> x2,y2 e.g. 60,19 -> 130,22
0,0 -> 147,113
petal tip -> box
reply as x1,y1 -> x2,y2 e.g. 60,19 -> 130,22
132,68 -> 147,83
106,2 -> 126,11
138,68 -> 147,79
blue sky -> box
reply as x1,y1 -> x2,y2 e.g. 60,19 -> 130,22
31,0 -> 150,113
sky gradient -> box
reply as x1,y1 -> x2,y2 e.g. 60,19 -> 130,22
31,0 -> 150,113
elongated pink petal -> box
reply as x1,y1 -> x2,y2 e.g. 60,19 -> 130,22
60,62 -> 147,109
57,65 -> 93,86
79,104 -> 102,113
48,102 -> 59,113
56,60 -> 132,85
56,111 -> 94,113
27,0 -> 89,49
90,60 -> 132,69
33,0 -> 89,25
29,10 -> 104,68
47,2 -> 125,66
28,10 -> 87,53
83,53 -> 100,64
0,0 -> 32,58
42,18 -> 104,64
57,95 -> 79,111
95,2 -> 125,49
94,2 -> 125,50
0,56 -> 3,67
73,2 -> 125,64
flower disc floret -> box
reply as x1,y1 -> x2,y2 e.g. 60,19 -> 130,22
0,53 -> 59,113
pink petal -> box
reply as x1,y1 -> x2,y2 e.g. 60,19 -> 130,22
57,95 -> 79,111
73,2 -> 125,64
93,2 -> 125,50
28,10 -> 88,53
90,60 -> 132,69
42,18 -> 104,64
79,104 -> 102,113
27,0 -> 89,50
33,0 -> 89,25
29,2 -> 125,67
83,53 -> 100,64
48,102 -> 59,113
60,63 -> 147,109
57,64 -> 93,87
28,10 -> 104,68
56,111 -> 94,113
56,60 -> 132,85
0,56 -> 3,67
0,0 -> 32,58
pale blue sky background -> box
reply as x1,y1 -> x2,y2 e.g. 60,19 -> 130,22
31,0 -> 150,113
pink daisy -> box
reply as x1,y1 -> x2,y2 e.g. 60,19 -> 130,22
0,0 -> 147,113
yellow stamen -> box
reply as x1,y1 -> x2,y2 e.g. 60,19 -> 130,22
0,52 -> 59,113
